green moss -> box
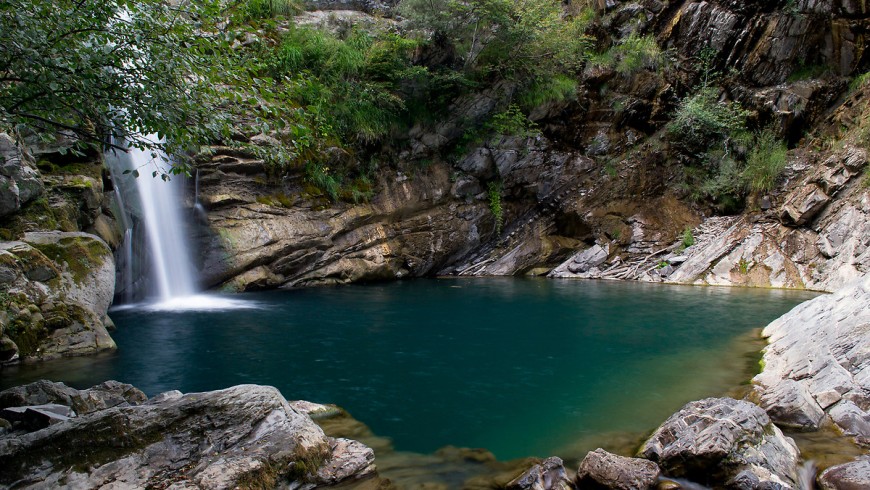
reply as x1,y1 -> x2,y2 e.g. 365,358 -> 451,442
256,193 -> 295,208
285,448 -> 329,483
6,317 -> 44,356
30,236 -> 107,284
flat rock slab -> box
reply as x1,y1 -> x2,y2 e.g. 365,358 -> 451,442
753,275 -> 870,440
639,397 -> 800,489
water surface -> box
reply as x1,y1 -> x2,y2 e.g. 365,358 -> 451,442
1,278 -> 817,460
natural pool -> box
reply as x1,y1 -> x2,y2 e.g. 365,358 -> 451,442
1,278 -> 818,462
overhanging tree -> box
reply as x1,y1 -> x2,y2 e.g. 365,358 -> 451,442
0,0 -> 258,170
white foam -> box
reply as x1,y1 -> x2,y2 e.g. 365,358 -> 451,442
111,295 -> 261,313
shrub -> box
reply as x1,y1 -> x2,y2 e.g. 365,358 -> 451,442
668,88 -> 748,150
743,129 -> 788,193
611,33 -> 662,76
240,0 -> 301,20
399,0 -> 593,104
682,228 -> 695,248
487,105 -> 539,138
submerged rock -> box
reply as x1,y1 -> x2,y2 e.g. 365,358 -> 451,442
0,383 -> 376,489
576,448 -> 660,490
639,397 -> 800,489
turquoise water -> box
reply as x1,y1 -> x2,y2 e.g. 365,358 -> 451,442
0,278 -> 817,460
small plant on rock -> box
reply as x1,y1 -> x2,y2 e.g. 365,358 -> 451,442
682,228 -> 695,249
487,181 -> 504,235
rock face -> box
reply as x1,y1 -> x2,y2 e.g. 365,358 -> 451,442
0,383 -> 376,489
576,448 -> 660,490
753,275 -> 870,441
639,397 -> 801,489
0,134 -> 44,218
0,132 -> 124,362
666,144 -> 870,292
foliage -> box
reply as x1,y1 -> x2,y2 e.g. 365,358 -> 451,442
788,63 -> 832,83
0,0 -> 329,175
696,151 -> 745,212
399,0 -> 593,94
304,163 -> 341,201
240,0 -> 301,20
681,228 -> 695,248
487,181 -> 504,234
0,0 -> 235,168
737,257 -> 750,274
486,105 -> 539,138
590,33 -> 662,77
668,88 -> 749,148
743,128 -> 787,193
266,26 -> 426,147
517,75 -> 578,111
849,71 -> 870,93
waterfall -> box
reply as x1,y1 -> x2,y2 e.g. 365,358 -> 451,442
106,136 -> 196,302
106,136 -> 255,311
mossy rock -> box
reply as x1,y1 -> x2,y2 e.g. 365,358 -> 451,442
26,233 -> 108,284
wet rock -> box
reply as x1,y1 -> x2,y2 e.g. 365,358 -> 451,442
506,457 -> 572,490
576,448 -> 660,490
818,458 -> 870,490
0,384 -> 365,489
754,275 -> 870,439
639,398 -> 800,488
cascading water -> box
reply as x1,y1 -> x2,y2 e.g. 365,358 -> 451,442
130,146 -> 197,300
106,136 -> 254,310
106,136 -> 195,301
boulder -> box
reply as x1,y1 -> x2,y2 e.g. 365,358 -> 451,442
753,275 -> 870,439
506,457 -> 573,490
0,384 -> 373,489
0,233 -> 116,361
576,448 -> 660,490
780,184 -> 830,226
818,458 -> 870,490
639,398 -> 800,489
